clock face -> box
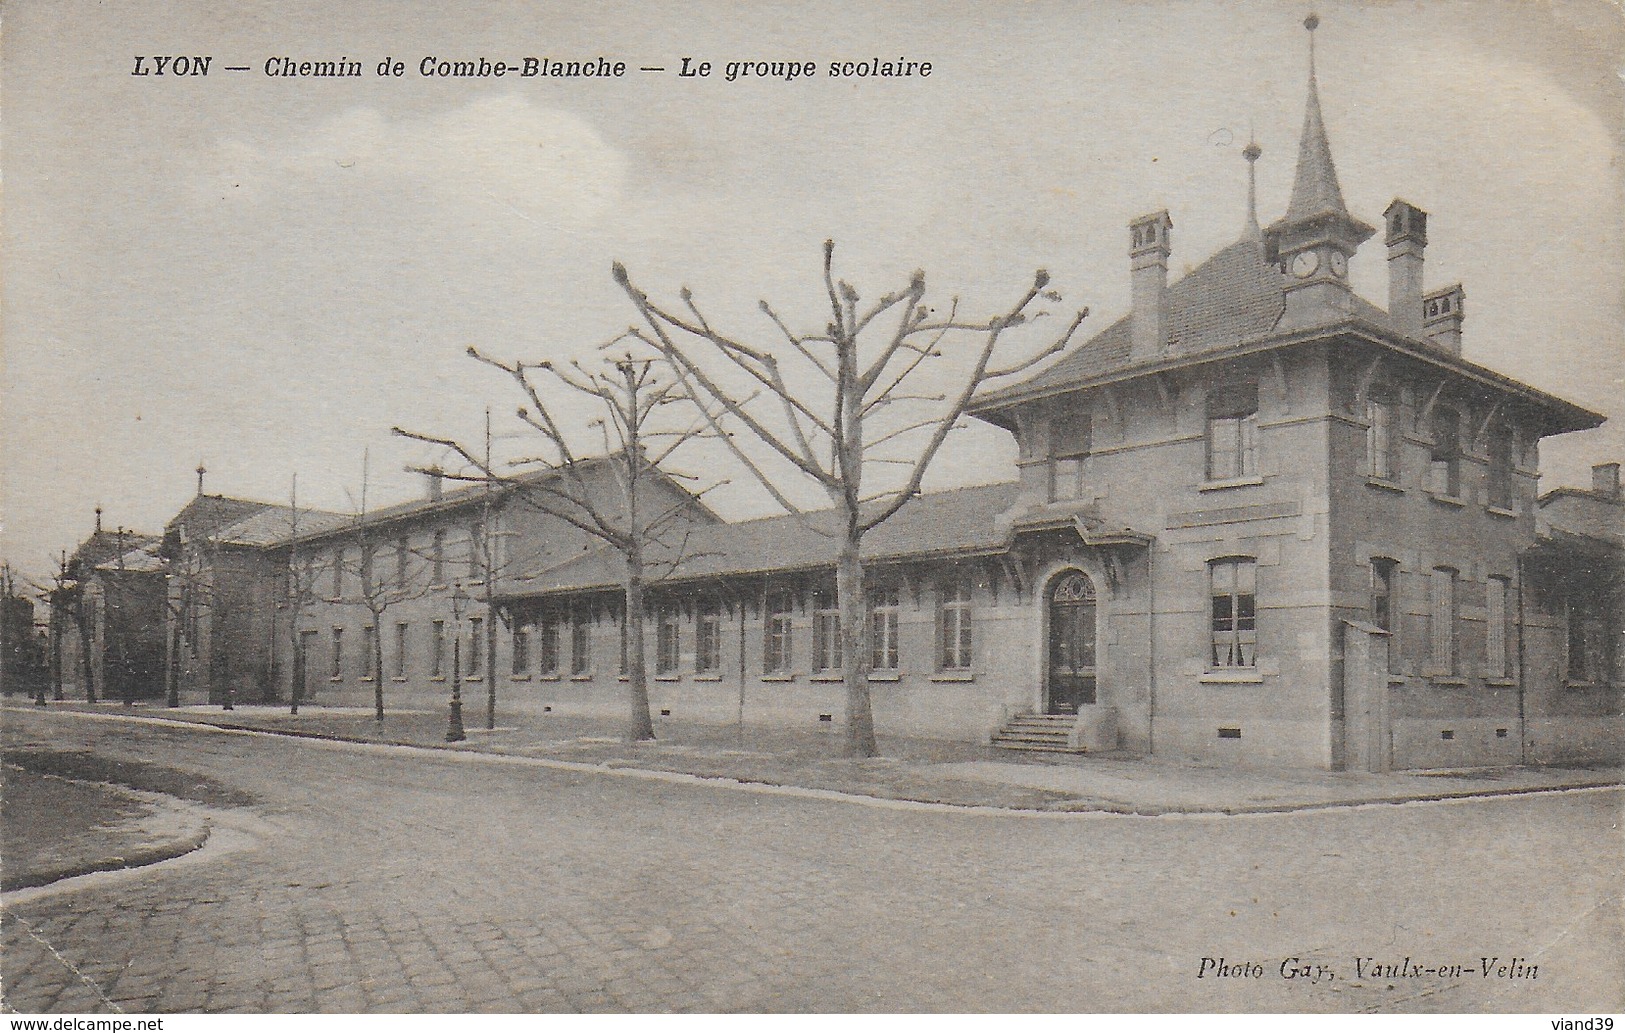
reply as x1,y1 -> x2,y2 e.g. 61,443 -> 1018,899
1329,251 -> 1348,278
1291,250 -> 1320,278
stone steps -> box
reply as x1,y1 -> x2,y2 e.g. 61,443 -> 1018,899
990,713 -> 1085,753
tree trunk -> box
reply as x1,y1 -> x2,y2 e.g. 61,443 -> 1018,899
837,536 -> 877,757
623,553 -> 656,742
485,587 -> 498,730
373,609 -> 386,722
77,600 -> 97,704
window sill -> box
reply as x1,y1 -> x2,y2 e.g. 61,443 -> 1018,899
465,675 -> 484,682
693,674 -> 723,682
1364,477 -> 1405,494
869,671 -> 901,682
509,675 -> 531,682
391,677 -> 408,683
537,674 -> 561,682
1429,676 -> 1468,687
1565,680 -> 1606,691
1483,677 -> 1516,687
810,674 -> 844,683
1484,505 -> 1517,519
360,677 -> 375,683
1199,475 -> 1265,492
328,677 -> 345,683
430,676 -> 447,683
569,674 -> 593,682
930,671 -> 975,683
1200,670 -> 1263,684
1427,492 -> 1467,508
761,674 -> 797,683
654,675 -> 681,683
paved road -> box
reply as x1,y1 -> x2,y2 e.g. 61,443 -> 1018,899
2,709 -> 1620,1013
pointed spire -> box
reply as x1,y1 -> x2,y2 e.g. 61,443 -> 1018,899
1283,14 -> 1352,225
1242,136 -> 1263,239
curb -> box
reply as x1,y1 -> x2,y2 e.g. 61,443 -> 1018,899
1,824 -> 212,893
9,705 -> 1623,818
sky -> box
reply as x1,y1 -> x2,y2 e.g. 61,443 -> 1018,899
4,0 -> 1622,584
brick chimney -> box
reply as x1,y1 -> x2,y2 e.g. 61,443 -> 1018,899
1384,199 -> 1427,335
1593,462 -> 1622,500
1129,210 -> 1172,362
424,467 -> 444,501
1421,284 -> 1464,356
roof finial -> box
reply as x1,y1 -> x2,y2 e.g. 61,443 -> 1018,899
1305,12 -> 1320,78
196,463 -> 207,496
1242,133 -> 1263,239
95,506 -> 103,534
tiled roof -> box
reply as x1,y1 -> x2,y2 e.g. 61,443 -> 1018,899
70,530 -> 161,571
209,506 -> 351,547
501,481 -> 1028,597
976,236 -> 1289,406
165,495 -> 273,539
1280,74 -> 1352,227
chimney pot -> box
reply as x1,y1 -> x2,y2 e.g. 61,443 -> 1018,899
1384,199 -> 1428,335
425,467 -> 445,501
1421,283 -> 1465,356
1593,462 -> 1621,500
1128,210 -> 1173,362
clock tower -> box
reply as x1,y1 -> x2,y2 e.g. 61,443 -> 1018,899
1264,15 -> 1374,328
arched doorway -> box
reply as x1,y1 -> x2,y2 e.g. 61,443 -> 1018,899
1046,571 -> 1097,714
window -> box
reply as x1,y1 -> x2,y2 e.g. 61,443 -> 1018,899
394,622 -> 409,679
812,589 -> 841,673
1370,558 -> 1399,673
939,580 -> 974,671
431,530 -> 446,585
1429,406 -> 1461,497
431,620 -> 445,677
1486,576 -> 1510,680
1365,387 -> 1397,480
511,626 -> 530,676
361,626 -> 376,679
360,545 -> 375,595
468,524 -> 484,579
1487,427 -> 1515,509
696,603 -> 722,674
332,551 -> 345,599
870,585 -> 900,672
395,537 -> 409,589
1048,410 -> 1091,502
1206,385 -> 1259,480
1209,559 -> 1257,668
537,619 -> 560,676
656,608 -> 681,675
1429,567 -> 1458,675
1567,598 -> 1609,684
330,627 -> 344,679
764,591 -> 794,674
570,615 -> 592,675
468,617 -> 483,676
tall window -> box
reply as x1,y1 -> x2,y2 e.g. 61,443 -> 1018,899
1365,387 -> 1397,480
1048,411 -> 1091,502
468,617 -> 484,676
1429,406 -> 1461,497
1206,385 -> 1259,480
1487,426 -> 1515,509
870,585 -> 900,673
939,580 -> 974,671
431,530 -> 446,585
395,537 -> 410,588
1429,567 -> 1457,674
1486,576 -> 1510,680
537,618 -> 560,676
656,608 -> 681,675
330,627 -> 344,679
1370,558 -> 1399,673
394,622 -> 409,679
361,625 -> 376,679
468,524 -> 484,579
431,620 -> 445,677
360,546 -> 375,595
332,551 -> 345,599
1209,558 -> 1257,668
764,591 -> 794,674
570,615 -> 592,675
812,590 -> 842,673
1567,598 -> 1608,684
696,603 -> 722,674
511,626 -> 530,676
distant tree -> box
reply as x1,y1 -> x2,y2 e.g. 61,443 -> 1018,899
396,347 -> 719,742
615,242 -> 1087,757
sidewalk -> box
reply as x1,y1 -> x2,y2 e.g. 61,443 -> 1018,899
8,699 -> 1621,815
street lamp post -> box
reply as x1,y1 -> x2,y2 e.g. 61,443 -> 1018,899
446,581 -> 467,743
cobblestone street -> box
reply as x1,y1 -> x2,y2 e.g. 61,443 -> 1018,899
2,709 -> 1620,1013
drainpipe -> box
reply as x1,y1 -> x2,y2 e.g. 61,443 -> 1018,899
1146,545 -> 1156,756
1516,552 -> 1528,765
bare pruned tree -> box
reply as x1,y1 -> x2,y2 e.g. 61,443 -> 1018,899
614,242 -> 1087,757
395,345 -> 720,743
